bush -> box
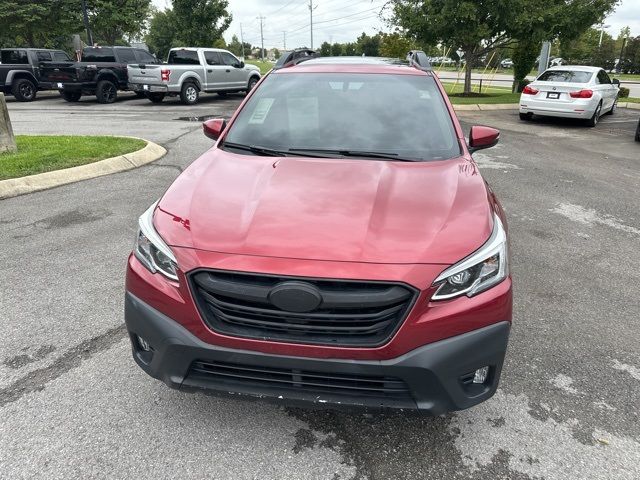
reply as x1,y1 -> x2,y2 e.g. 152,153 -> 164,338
618,86 -> 630,98
515,79 -> 531,93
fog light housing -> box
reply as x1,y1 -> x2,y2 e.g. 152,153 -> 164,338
137,335 -> 152,352
473,366 -> 490,384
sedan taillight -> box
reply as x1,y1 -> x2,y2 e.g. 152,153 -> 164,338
569,89 -> 593,99
522,85 -> 539,95
161,69 -> 171,82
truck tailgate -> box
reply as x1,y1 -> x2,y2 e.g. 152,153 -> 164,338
127,64 -> 163,85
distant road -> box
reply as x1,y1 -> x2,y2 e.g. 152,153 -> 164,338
435,71 -> 640,98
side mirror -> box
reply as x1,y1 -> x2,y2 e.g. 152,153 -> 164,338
468,126 -> 500,153
612,78 -> 620,86
235,60 -> 245,68
203,118 -> 226,141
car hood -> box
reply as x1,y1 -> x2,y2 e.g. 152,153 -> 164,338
155,149 -> 493,265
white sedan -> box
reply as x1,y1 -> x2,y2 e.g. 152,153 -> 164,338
519,66 -> 620,127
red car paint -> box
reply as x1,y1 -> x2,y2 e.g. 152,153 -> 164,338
126,61 -> 512,362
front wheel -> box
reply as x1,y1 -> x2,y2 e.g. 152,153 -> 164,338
635,120 -> 640,142
180,82 -> 199,105
12,78 -> 37,102
586,102 -> 602,127
246,77 -> 259,93
61,90 -> 82,102
146,92 -> 165,103
96,80 -> 117,104
606,97 -> 617,115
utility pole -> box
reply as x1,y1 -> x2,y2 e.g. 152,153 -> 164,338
257,15 -> 266,61
240,23 -> 245,59
308,0 -> 318,49
81,0 -> 93,46
538,41 -> 551,76
283,31 -> 287,51
599,23 -> 611,48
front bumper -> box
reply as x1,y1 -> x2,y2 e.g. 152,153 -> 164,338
125,292 -> 510,415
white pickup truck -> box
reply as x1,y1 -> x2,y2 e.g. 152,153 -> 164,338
127,47 -> 261,105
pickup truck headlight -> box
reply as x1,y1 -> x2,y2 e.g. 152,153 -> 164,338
432,214 -> 508,300
134,201 -> 179,282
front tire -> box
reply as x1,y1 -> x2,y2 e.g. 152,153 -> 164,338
586,102 -> 602,127
606,97 -> 617,115
12,78 -> 37,102
96,80 -> 117,104
61,90 -> 82,102
146,92 -> 165,103
180,82 -> 199,105
246,76 -> 259,93
635,120 -> 640,142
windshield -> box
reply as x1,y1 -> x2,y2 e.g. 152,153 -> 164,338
223,72 -> 461,161
538,70 -> 593,83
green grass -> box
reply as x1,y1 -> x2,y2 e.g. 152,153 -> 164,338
441,82 -> 520,104
623,97 -> 640,103
246,60 -> 275,75
0,135 -> 146,181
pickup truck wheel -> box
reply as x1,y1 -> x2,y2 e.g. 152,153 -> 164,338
96,80 -> 117,104
180,83 -> 199,105
246,77 -> 259,93
12,78 -> 37,102
146,92 -> 165,103
61,90 -> 82,102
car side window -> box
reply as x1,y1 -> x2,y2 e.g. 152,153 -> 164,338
116,48 -> 138,64
52,51 -> 70,61
597,70 -> 611,85
1,49 -> 28,64
168,49 -> 200,65
36,51 -> 52,62
135,50 -> 157,64
220,52 -> 239,67
204,51 -> 222,65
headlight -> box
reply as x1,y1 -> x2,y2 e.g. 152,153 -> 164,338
134,201 -> 179,282
432,214 -> 508,300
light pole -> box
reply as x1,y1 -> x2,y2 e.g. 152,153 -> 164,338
599,23 -> 611,48
81,0 -> 93,46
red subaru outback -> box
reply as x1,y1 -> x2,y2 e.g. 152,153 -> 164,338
125,50 -> 512,414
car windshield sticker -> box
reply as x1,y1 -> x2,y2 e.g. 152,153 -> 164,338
248,98 -> 275,124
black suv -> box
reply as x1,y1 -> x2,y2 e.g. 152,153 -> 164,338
0,48 -> 72,101
41,46 -> 160,103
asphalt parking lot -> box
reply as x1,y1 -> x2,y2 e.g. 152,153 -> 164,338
1,92 -> 639,479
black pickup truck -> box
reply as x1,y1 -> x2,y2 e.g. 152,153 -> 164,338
0,48 -> 72,101
41,46 -> 160,103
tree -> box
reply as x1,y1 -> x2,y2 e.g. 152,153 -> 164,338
319,41 -> 332,57
146,9 -> 179,60
343,42 -> 357,56
88,0 -> 151,45
356,32 -> 381,56
331,43 -> 343,56
0,0 -> 81,49
172,0 -> 232,47
390,0 -> 513,94
227,34 -> 251,57
379,32 -> 416,58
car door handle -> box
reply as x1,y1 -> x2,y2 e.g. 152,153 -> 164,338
207,69 -> 212,73
226,69 -> 230,73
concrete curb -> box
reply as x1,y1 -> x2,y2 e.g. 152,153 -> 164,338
619,102 -> 640,110
0,137 -> 166,200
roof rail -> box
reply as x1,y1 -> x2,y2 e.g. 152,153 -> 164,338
274,49 -> 319,69
406,50 -> 432,71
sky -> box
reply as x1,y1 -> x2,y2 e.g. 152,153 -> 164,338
152,0 -> 639,50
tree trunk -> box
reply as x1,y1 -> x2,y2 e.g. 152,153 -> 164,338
463,48 -> 474,95
0,93 -> 17,154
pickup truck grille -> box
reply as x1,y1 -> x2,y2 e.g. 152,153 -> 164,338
190,270 -> 417,347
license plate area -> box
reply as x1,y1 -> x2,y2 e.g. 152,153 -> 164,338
547,92 -> 560,99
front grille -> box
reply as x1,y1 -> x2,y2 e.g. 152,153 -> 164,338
187,360 -> 412,400
189,270 -> 418,347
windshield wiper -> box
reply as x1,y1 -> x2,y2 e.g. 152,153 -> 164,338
221,142 -> 291,157
288,148 -> 416,162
